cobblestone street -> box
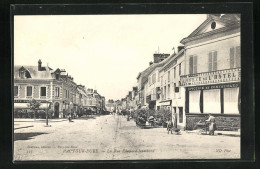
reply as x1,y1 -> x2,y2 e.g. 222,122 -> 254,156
14,115 -> 240,160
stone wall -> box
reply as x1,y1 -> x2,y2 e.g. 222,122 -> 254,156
186,114 -> 240,131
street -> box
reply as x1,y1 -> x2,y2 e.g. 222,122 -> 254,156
14,114 -> 240,160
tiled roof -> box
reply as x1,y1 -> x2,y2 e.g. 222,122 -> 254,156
14,65 -> 53,79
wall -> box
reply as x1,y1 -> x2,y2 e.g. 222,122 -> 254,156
186,114 -> 240,131
184,32 -> 240,75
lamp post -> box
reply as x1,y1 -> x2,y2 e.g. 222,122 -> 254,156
45,101 -> 52,127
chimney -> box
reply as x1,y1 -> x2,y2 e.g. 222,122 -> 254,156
149,61 -> 153,66
177,46 -> 184,53
154,53 -> 170,63
38,59 -> 42,71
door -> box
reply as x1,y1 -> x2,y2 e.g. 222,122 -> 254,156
54,102 -> 59,118
179,107 -> 183,124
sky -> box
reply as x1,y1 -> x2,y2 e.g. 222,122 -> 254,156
14,14 -> 207,100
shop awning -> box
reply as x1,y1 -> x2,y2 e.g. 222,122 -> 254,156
14,103 -> 49,109
159,100 -> 172,106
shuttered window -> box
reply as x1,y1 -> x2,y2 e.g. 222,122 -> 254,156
179,63 -> 181,75
209,52 -> 212,71
193,55 -> 197,74
189,55 -> 197,74
230,47 -> 235,68
209,51 -> 217,71
230,46 -> 240,68
213,51 -> 217,71
189,56 -> 193,74
236,46 -> 241,67
14,86 -> 18,97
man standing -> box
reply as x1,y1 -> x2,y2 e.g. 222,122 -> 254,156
205,113 -> 216,135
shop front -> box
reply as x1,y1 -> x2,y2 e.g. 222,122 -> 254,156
159,100 -> 172,111
180,68 -> 241,131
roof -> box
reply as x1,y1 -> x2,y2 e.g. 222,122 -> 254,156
14,65 -> 53,79
160,49 -> 184,72
140,54 -> 174,87
180,14 -> 240,44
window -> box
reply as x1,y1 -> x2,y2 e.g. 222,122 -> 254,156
174,67 -> 176,78
168,71 -> 170,82
174,83 -> 179,93
224,88 -> 239,114
208,51 -> 217,71
14,86 -> 18,97
167,84 -> 171,98
189,90 -> 201,113
55,87 -> 60,97
40,87 -> 46,97
203,89 -> 221,113
179,63 -> 181,75
189,55 -> 197,74
179,107 -> 183,123
27,86 -> 32,97
230,46 -> 241,68
20,71 -> 25,79
152,74 -> 156,84
55,74 -> 60,80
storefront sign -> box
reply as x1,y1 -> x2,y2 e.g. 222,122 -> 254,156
14,100 -> 48,103
180,68 -> 240,86
159,100 -> 172,106
187,82 -> 240,91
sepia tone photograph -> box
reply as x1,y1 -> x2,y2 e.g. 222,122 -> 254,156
13,13 -> 241,161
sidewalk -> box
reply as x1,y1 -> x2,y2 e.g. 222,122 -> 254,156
14,118 -> 68,130
185,129 -> 240,137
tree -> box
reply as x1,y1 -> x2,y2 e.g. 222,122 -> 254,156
27,99 -> 41,120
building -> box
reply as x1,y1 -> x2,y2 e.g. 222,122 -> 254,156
179,14 -> 241,130
137,53 -> 170,108
158,47 -> 185,129
14,60 -> 63,118
14,60 -> 105,118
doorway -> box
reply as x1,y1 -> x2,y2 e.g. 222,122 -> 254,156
54,102 -> 59,118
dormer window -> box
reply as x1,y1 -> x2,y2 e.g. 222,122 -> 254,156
19,71 -> 25,79
18,67 -> 31,79
55,73 -> 60,80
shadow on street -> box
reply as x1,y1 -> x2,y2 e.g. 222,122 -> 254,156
14,132 -> 47,141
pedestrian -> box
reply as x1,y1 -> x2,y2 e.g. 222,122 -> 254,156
205,113 -> 216,135
166,120 -> 173,134
68,113 -> 72,122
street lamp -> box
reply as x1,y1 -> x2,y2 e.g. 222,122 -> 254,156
45,101 -> 52,127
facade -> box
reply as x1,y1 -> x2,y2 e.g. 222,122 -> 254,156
14,60 -> 64,118
137,53 -> 171,109
180,14 -> 241,130
106,99 -> 115,112
158,48 -> 186,129
14,60 -> 104,118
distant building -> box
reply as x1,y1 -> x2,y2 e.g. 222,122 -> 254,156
136,53 -> 170,108
14,60 -> 105,118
